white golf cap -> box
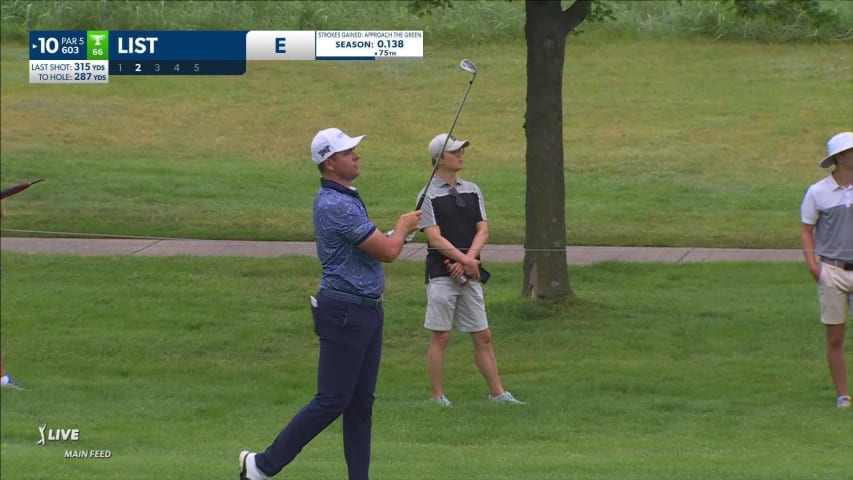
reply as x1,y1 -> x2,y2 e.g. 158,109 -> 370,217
311,128 -> 366,165
820,131 -> 853,168
429,133 -> 470,160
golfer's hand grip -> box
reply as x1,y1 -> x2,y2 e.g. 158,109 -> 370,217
385,230 -> 417,243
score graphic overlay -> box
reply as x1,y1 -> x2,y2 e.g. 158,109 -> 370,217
245,30 -> 423,60
29,31 -> 423,84
29,31 -> 108,83
108,31 -> 247,76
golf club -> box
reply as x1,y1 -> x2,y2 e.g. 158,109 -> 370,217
416,58 -> 477,212
1,178 -> 44,199
389,59 -> 478,241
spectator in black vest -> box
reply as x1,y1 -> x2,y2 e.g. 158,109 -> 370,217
416,133 -> 524,407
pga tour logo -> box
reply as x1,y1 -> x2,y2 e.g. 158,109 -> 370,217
37,424 -> 79,445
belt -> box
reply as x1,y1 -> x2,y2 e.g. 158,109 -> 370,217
319,289 -> 383,308
820,257 -> 853,271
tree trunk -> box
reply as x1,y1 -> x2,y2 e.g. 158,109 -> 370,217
522,0 -> 589,302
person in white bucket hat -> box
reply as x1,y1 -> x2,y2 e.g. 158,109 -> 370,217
800,131 -> 853,409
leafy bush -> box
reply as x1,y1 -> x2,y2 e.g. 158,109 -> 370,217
1,0 -> 851,44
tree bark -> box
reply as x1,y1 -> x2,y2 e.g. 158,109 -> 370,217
521,0 -> 589,302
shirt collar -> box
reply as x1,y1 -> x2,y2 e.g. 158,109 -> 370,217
321,178 -> 361,198
431,176 -> 462,189
829,174 -> 853,190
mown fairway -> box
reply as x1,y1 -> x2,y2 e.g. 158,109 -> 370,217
1,254 -> 850,479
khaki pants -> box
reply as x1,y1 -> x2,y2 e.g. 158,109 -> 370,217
817,262 -> 853,325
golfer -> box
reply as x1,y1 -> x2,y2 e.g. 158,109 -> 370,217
417,133 -> 524,407
239,127 -> 422,480
800,131 -> 853,409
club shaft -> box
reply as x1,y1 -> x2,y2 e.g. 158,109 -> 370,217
443,77 -> 475,150
414,76 -> 475,211
0,178 -> 45,199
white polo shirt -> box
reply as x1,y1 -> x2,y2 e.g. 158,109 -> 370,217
801,175 -> 853,262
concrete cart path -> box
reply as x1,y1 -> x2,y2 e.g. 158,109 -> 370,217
0,237 -> 803,265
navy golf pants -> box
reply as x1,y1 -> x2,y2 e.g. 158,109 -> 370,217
255,292 -> 384,480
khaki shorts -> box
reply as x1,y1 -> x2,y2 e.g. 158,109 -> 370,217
817,262 -> 853,325
424,277 -> 488,332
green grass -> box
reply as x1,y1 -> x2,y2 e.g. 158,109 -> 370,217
1,253 -> 850,479
2,3 -> 851,479
2,38 -> 850,247
597,0 -> 853,43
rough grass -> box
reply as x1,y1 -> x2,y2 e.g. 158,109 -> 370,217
2,39 -> 850,247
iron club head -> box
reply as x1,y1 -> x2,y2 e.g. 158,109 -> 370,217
460,58 -> 477,76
